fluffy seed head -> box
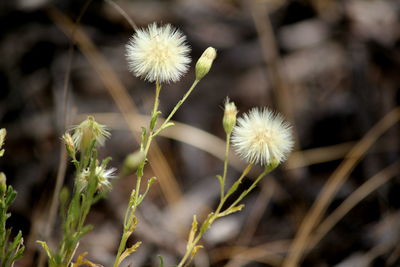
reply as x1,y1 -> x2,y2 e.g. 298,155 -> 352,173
95,166 -> 116,192
76,166 -> 116,192
232,108 -> 294,166
71,116 -> 110,152
126,23 -> 191,83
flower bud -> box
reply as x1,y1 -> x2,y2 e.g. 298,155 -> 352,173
122,150 -> 146,175
195,47 -> 217,81
0,128 -> 6,157
223,98 -> 238,135
62,133 -> 75,157
0,172 -> 6,194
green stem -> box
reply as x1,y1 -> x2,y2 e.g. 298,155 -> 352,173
177,164 -> 253,267
215,164 -> 253,214
220,134 -> 231,199
153,79 -> 200,137
225,165 -> 274,212
114,81 -> 162,267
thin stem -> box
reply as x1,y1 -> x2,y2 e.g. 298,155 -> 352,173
220,133 -> 231,199
177,164 -> 253,267
153,79 -> 199,137
216,164 -> 253,214
226,166 -> 273,211
114,81 -> 162,267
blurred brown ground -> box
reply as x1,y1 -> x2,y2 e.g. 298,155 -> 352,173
0,0 -> 400,266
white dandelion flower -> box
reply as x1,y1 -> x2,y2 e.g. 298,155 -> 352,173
231,108 -> 294,166
126,23 -> 191,83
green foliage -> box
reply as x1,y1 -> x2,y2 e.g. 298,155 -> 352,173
39,117 -> 114,267
0,129 -> 25,267
0,183 -> 25,267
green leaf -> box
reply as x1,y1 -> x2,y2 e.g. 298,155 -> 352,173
136,162 -> 145,178
225,179 -> 242,199
219,204 -> 245,217
137,177 -> 157,205
100,157 -> 112,168
150,111 -> 162,130
140,127 -> 147,151
216,175 -> 223,186
118,241 -> 142,265
157,255 -> 164,267
79,224 -> 94,238
187,215 -> 198,249
199,213 -> 214,235
37,241 -> 54,262
159,122 -> 174,132
5,186 -> 17,206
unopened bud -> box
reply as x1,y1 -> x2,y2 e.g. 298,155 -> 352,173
195,47 -> 217,81
223,98 -> 238,135
122,150 -> 146,175
62,133 -> 75,157
0,172 -> 6,194
0,128 -> 6,157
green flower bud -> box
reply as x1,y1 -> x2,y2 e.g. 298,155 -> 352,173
0,172 -> 6,194
195,47 -> 217,81
223,98 -> 238,135
122,150 -> 146,175
0,128 -> 6,157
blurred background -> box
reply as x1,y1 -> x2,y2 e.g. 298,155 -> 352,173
1,0 -> 400,266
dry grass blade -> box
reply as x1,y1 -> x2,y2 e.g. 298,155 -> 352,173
46,7 -> 182,203
103,0 -> 138,30
308,160 -> 400,252
211,240 -> 290,267
283,106 -> 400,267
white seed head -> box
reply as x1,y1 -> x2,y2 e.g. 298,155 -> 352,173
126,23 -> 191,83
232,108 -> 294,166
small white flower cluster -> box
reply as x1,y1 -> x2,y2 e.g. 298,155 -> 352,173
231,108 -> 294,166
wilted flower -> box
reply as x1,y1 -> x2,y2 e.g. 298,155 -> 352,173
76,166 -> 116,192
95,165 -> 116,192
71,116 -> 110,152
62,133 -> 75,157
126,23 -> 191,83
231,108 -> 293,166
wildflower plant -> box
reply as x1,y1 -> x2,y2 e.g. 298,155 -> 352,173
38,117 -> 114,267
113,23 -> 217,267
0,129 -> 25,267
177,104 -> 294,267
